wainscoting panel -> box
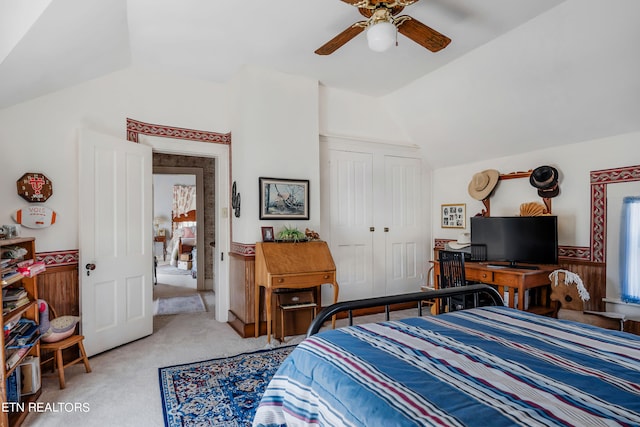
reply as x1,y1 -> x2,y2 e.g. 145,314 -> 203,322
37,264 -> 80,317
37,263 -> 80,364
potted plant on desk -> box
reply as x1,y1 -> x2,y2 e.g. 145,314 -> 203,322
277,225 -> 306,242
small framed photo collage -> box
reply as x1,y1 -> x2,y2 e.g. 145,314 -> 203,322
441,203 -> 466,229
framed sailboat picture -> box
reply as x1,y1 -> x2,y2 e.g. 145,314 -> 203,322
259,177 -> 309,220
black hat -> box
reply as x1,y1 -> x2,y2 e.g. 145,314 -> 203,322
530,166 -> 559,198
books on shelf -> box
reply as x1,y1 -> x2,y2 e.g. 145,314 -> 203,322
5,347 -> 29,371
3,287 -> 27,301
6,366 -> 21,405
3,297 -> 31,315
1,271 -> 24,287
6,319 -> 39,349
16,259 -> 46,277
4,319 -> 40,371
2,287 -> 31,314
1,237 -> 41,418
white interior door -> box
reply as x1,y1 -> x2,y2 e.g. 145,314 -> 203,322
327,149 -> 375,302
78,129 -> 153,357
384,156 -> 423,295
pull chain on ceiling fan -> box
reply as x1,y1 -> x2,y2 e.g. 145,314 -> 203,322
315,0 -> 451,55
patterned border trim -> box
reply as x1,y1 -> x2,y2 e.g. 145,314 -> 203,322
36,249 -> 79,267
590,164 -> 640,263
126,118 -> 231,145
434,239 -> 453,250
558,246 -> 590,261
230,242 -> 256,256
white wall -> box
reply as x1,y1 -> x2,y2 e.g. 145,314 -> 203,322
383,0 -> 640,169
319,86 -> 412,145
0,62 -> 418,251
0,66 -> 229,252
228,65 -> 320,244
431,132 -> 640,247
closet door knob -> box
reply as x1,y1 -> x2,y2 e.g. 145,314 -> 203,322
370,227 -> 375,232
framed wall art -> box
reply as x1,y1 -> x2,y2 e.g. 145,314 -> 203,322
259,177 -> 309,220
261,226 -> 274,242
441,203 -> 466,229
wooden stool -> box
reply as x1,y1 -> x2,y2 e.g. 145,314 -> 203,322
40,335 -> 92,389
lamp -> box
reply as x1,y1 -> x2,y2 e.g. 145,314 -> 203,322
366,20 -> 396,52
154,216 -> 167,236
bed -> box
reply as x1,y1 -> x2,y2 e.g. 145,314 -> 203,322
253,285 -> 640,427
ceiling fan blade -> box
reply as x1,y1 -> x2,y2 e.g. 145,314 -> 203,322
315,22 -> 366,55
397,16 -> 451,52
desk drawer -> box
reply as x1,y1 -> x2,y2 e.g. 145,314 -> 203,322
467,269 -> 494,283
273,272 -> 335,287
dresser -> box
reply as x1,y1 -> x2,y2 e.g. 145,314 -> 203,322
254,241 -> 339,343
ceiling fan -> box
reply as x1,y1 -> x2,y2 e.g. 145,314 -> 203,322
316,0 -> 451,55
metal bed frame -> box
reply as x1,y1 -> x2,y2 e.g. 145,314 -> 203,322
306,284 -> 503,337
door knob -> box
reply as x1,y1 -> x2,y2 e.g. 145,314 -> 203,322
85,263 -> 96,276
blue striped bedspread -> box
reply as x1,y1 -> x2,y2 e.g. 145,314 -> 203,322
253,306 -> 640,427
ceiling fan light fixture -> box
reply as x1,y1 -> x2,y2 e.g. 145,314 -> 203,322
366,20 -> 396,52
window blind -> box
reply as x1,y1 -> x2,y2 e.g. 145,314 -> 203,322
620,196 -> 640,303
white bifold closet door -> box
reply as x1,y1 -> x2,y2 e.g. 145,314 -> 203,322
322,143 -> 424,303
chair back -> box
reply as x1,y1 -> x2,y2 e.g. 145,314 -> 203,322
439,250 -> 466,288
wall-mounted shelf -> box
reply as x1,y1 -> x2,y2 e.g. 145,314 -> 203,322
480,169 -> 552,217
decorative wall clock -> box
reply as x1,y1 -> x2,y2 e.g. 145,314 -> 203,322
17,172 -> 53,203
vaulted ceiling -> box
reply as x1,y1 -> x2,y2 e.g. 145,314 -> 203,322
1,0 -> 638,168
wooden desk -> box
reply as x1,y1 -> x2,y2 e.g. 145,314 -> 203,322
433,261 -> 556,314
254,241 -> 339,343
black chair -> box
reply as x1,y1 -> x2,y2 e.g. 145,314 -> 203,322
438,250 -> 477,312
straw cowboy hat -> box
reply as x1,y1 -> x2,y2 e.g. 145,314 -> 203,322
530,165 -> 559,198
468,169 -> 500,201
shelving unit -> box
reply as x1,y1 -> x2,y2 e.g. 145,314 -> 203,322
1,237 -> 41,427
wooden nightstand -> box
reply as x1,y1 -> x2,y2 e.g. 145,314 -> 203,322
154,235 -> 166,261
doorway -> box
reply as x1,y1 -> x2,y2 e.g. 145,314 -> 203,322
152,155 -> 213,292
153,170 -> 201,290
137,133 -> 230,322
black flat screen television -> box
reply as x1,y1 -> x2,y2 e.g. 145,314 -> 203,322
470,216 -> 558,268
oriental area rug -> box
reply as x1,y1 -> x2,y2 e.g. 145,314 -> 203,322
159,346 -> 295,427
